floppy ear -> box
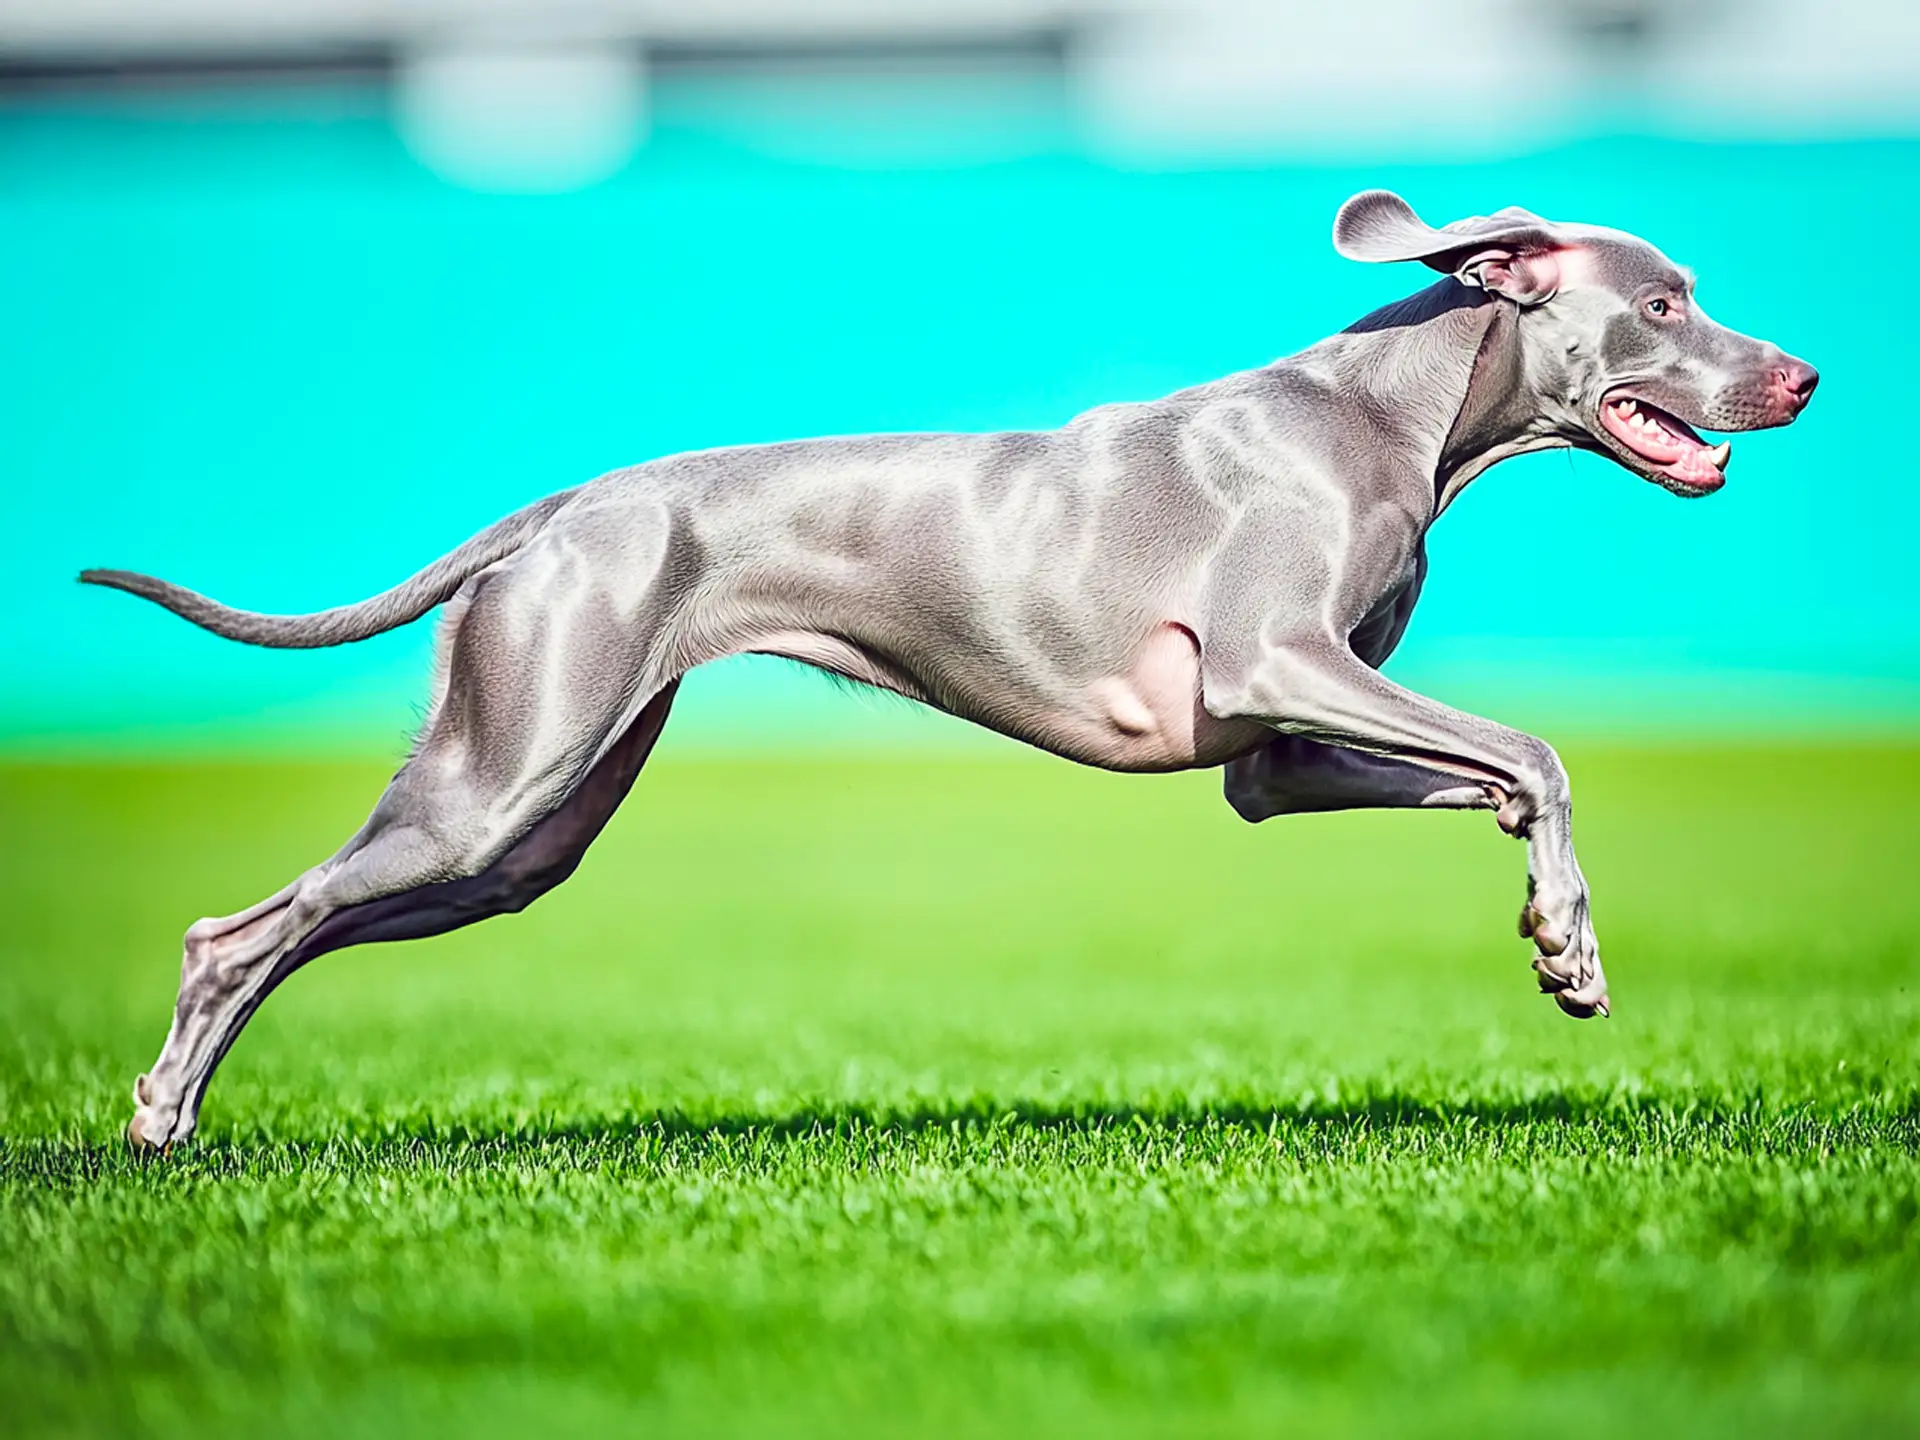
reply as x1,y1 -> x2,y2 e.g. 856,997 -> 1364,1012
1332,190 -> 1563,306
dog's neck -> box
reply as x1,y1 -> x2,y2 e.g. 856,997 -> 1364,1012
1328,278 -> 1560,522
1431,295 -> 1581,516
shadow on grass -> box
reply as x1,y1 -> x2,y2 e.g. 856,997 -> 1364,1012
7,1089 -> 1916,1185
371,1089 -> 1902,1142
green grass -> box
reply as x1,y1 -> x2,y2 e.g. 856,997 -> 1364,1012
2,745 -> 1917,1437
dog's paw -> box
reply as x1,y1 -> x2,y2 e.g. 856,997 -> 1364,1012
1520,891 -> 1610,1019
126,1073 -> 187,1154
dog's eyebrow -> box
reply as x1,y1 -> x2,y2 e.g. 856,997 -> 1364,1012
1675,266 -> 1697,295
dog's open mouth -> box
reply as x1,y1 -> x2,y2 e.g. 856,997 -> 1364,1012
1598,394 -> 1730,494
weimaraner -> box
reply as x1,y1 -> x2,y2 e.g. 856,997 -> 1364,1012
86,190 -> 1818,1149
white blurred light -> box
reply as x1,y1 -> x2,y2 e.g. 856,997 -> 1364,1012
396,40 -> 646,192
1641,2 -> 1920,139
1071,0 -> 1920,160
1072,0 -> 1577,162
1,0 -> 1915,162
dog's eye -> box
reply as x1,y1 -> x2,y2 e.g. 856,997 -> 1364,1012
1646,298 -> 1671,318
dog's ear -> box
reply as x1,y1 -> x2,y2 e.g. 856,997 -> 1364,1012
1333,190 -> 1563,306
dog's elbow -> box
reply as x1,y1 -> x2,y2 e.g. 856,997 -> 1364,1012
1222,756 -> 1280,824
1202,635 -> 1352,729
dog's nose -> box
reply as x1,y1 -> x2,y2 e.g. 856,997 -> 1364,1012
1776,359 -> 1819,411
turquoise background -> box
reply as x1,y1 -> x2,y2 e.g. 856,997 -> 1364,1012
3,81 -> 1916,752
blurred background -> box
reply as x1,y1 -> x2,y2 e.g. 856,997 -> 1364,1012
7,17 -> 1920,1434
4,0 -> 1918,756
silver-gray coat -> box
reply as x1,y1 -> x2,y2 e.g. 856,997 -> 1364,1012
86,190 -> 1818,1149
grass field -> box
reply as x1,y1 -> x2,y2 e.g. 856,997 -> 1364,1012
2,744 -> 1917,1437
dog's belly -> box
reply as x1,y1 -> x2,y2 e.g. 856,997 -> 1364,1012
744,620 -> 1265,774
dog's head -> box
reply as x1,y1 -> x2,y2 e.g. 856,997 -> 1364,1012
1334,190 -> 1817,496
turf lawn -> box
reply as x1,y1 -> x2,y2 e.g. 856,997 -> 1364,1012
1,744 -> 1917,1437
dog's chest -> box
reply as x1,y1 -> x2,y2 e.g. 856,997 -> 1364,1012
1350,549 -> 1428,669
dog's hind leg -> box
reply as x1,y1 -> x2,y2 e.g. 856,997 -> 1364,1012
128,514 -> 691,1149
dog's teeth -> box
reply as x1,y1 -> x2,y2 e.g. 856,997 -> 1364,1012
1618,399 -> 1637,415
1705,440 -> 1731,469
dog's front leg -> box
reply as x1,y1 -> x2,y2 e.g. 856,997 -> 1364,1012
1205,636 -> 1607,1018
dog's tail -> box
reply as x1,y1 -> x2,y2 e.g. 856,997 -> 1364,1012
79,490 -> 576,649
